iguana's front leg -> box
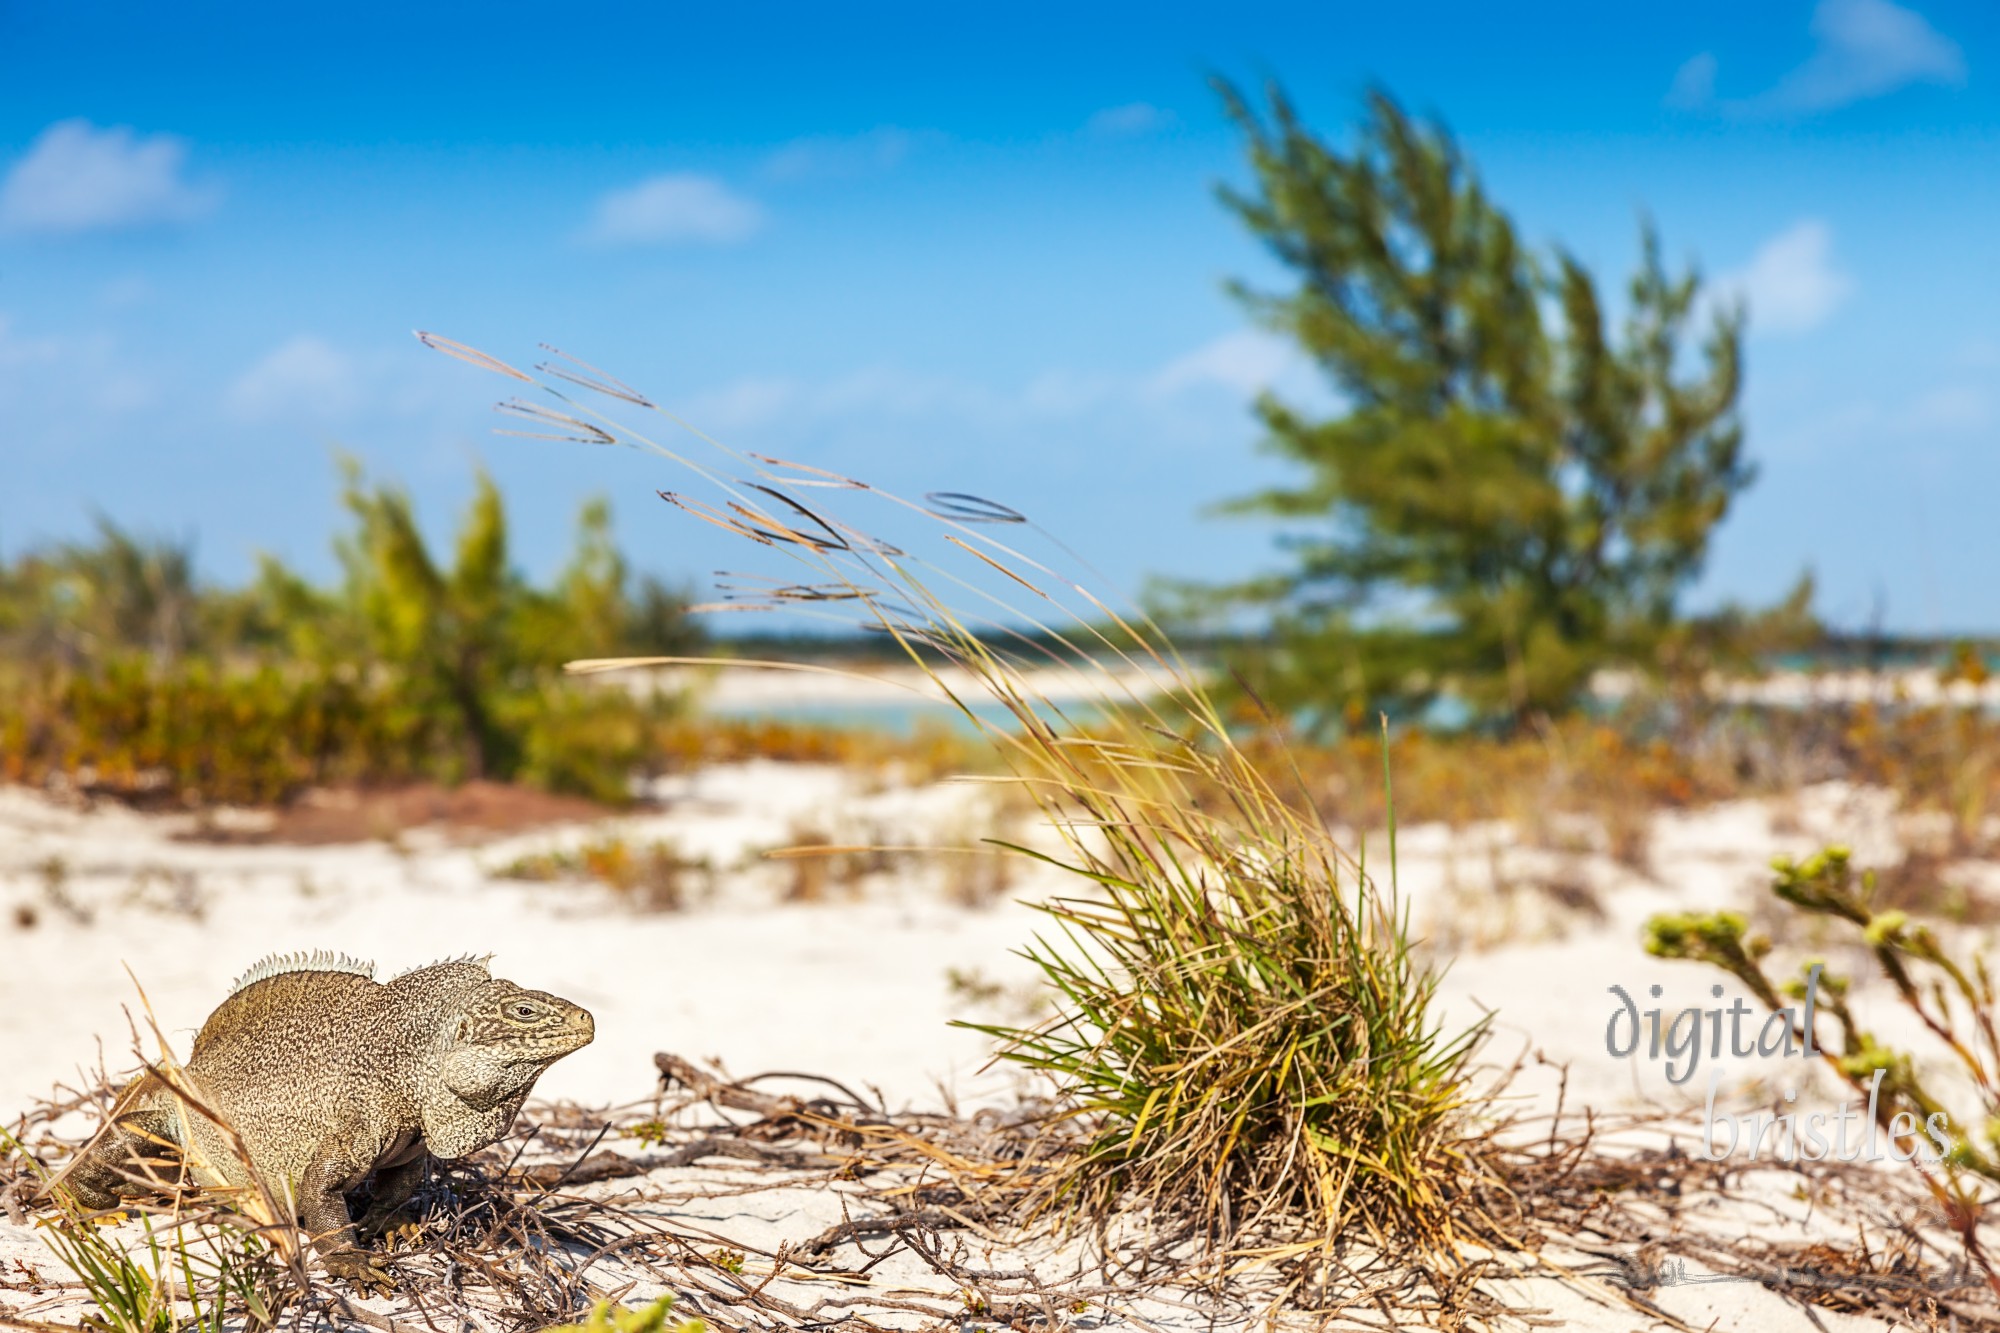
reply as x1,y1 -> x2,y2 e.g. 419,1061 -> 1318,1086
298,1154 -> 396,1294
354,1153 -> 429,1240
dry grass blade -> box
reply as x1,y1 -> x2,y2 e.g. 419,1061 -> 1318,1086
411,332 -> 533,383
923,493 -> 1027,524
495,399 -> 619,446
6,983 -> 309,1333
535,346 -> 658,408
744,454 -> 869,489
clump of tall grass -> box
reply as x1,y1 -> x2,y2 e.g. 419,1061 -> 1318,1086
28,1182 -> 289,1333
980,736 -> 1486,1246
423,335 -> 1501,1255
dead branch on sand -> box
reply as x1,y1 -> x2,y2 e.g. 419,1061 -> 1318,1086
7,1054 -> 2000,1332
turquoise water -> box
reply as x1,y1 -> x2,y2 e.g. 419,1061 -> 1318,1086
700,657 -> 2000,739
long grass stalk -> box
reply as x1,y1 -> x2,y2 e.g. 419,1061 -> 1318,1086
421,335 -> 1501,1256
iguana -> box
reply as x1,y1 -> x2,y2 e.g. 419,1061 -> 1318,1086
55,951 -> 595,1290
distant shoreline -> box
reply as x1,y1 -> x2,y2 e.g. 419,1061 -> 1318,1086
603,660 -> 2000,717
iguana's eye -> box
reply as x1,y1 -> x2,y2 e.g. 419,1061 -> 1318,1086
510,1002 -> 539,1021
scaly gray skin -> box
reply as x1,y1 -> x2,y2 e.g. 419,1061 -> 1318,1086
58,952 -> 594,1291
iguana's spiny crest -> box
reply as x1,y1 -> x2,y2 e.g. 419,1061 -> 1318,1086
390,951 -> 495,981
227,949 -> 502,995
229,948 -> 375,994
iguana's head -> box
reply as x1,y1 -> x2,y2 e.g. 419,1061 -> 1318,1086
441,979 -> 595,1098
403,961 -> 594,1124
454,980 -> 596,1065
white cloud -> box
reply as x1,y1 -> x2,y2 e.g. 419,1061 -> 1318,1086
762,128 -> 920,182
0,314 -> 60,378
680,328 -> 1314,442
1019,369 -> 1124,416
0,120 -> 219,236
678,376 -> 800,432
0,313 -> 156,422
1768,382 -> 1984,464
581,173 -> 764,247
223,334 -> 467,430
1084,103 -> 1175,138
1956,337 -> 2000,370
1754,0 -> 1963,113
225,336 -> 361,423
1907,385 -> 1990,431
1722,220 -> 1853,336
1666,53 -> 1718,109
1149,329 -> 1299,397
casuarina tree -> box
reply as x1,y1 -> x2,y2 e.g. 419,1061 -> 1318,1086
1211,83 -> 1755,731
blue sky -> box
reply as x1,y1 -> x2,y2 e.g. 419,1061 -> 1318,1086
3,0 -> 1997,633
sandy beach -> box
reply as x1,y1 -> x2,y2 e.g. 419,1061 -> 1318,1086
4,750 -> 1995,1328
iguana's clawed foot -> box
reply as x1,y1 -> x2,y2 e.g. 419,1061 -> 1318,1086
321,1249 -> 398,1295
355,1206 -> 419,1242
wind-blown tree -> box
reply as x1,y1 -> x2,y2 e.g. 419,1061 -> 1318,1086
1212,83 -> 1756,731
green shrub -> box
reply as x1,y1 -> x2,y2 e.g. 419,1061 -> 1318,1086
0,459 -> 702,805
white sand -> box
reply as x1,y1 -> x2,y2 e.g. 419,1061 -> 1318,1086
0,765 -> 1057,1118
643,659 -> 2000,714
1592,663 -> 2000,710
593,659 -> 1171,711
2,765 -> 1992,1329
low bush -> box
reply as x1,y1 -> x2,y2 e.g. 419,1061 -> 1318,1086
1227,699 -> 2000,870
495,835 -> 710,911
0,660 -> 674,807
0,460 -> 702,806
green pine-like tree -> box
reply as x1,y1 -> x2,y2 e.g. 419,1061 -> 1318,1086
1211,83 -> 1756,731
